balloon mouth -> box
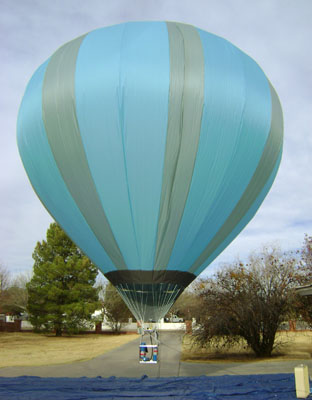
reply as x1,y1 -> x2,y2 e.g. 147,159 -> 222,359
105,270 -> 195,322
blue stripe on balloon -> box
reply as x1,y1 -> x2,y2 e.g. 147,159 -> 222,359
168,30 -> 271,271
75,22 -> 170,269
193,149 -> 282,276
17,60 -> 116,274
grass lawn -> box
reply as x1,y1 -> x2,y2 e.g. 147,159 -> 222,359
182,331 -> 312,362
0,332 -> 138,368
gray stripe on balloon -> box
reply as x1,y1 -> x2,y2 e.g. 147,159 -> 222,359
189,82 -> 283,274
42,35 -> 127,270
154,22 -> 205,270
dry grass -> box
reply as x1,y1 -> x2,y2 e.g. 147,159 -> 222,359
0,332 -> 138,368
2,331 -> 311,368
182,331 -> 312,363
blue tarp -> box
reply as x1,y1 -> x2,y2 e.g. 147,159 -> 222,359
0,374 -> 298,399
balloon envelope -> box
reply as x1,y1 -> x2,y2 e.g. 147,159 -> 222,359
17,21 -> 283,322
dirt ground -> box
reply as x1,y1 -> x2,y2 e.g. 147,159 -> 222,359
182,331 -> 312,362
0,332 -> 138,368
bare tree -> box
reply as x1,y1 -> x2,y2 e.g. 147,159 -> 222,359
0,268 -> 31,316
193,246 -> 298,357
0,264 -> 10,293
5,273 -> 31,314
293,235 -> 312,325
167,284 -> 203,321
302,234 -> 312,262
0,264 -> 10,315
103,282 -> 132,333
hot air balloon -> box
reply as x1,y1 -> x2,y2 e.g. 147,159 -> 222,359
17,21 -> 283,326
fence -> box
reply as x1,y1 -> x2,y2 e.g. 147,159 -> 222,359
0,320 -> 21,332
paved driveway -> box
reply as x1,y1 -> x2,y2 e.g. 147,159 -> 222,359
0,332 -> 310,378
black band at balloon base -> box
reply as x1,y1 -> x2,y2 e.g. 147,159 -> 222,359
105,269 -> 196,286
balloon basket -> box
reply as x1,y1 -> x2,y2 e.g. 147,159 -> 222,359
139,326 -> 159,364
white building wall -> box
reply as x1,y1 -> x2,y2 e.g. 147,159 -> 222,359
21,321 -> 33,330
101,318 -> 186,332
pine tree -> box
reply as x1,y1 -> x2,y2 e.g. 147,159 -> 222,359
27,223 -> 101,336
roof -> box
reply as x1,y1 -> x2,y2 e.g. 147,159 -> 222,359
296,283 -> 312,296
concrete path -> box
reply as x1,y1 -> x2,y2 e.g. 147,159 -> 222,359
0,332 -> 311,378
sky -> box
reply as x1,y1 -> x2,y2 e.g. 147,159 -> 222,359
0,0 -> 311,278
